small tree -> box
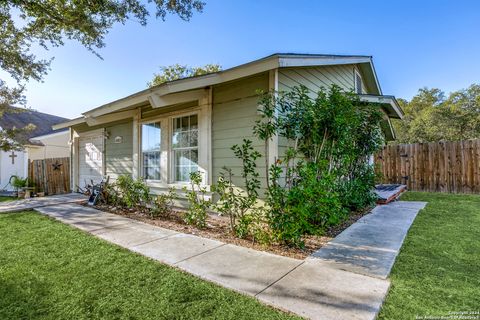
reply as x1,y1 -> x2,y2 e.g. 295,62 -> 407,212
183,171 -> 210,228
213,139 -> 261,236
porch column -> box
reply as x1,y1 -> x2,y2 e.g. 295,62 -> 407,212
198,87 -> 212,185
268,69 -> 279,167
71,129 -> 79,192
132,108 -> 141,179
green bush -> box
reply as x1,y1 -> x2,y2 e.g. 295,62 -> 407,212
252,85 -> 384,247
183,172 -> 210,228
114,175 -> 151,209
149,188 -> 177,218
336,164 -> 378,211
212,139 -> 261,236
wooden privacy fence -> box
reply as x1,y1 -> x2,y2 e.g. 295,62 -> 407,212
28,157 -> 70,195
375,140 -> 480,193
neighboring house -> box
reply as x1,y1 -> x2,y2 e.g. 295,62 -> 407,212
54,53 -> 403,196
0,108 -> 69,191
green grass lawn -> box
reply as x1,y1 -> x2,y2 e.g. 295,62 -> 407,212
378,192 -> 480,319
0,196 -> 14,202
0,212 -> 298,320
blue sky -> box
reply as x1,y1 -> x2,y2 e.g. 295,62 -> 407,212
14,0 -> 480,119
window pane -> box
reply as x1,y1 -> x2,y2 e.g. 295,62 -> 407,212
189,115 -> 198,129
172,131 -> 190,148
190,130 -> 198,147
142,122 -> 161,180
172,115 -> 199,182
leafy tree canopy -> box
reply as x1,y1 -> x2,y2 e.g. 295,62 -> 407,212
148,63 -> 221,87
0,0 -> 204,150
393,84 -> 480,143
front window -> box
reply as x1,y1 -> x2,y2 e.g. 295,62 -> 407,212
142,122 -> 161,180
172,114 -> 198,182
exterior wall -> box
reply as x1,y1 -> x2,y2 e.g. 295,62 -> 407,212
278,64 -> 359,94
28,131 -> 70,160
212,73 -> 269,191
277,64 -> 372,158
0,150 -> 28,191
105,121 -> 133,180
71,120 -> 130,190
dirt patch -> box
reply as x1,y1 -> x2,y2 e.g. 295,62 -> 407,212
91,204 -> 373,260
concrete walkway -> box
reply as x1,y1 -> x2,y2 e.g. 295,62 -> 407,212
310,201 -> 427,279
30,200 -> 426,320
0,193 -> 87,213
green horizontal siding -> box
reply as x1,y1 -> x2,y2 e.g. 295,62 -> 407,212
212,73 -> 269,191
278,64 -> 356,94
105,121 -> 133,180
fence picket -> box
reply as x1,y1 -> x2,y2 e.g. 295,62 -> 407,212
375,140 -> 480,193
28,157 -> 70,195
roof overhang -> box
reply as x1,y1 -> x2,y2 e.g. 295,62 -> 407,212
358,94 -> 404,119
53,54 -> 389,129
52,117 -> 86,130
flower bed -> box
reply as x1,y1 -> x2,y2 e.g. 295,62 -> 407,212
91,203 -> 372,259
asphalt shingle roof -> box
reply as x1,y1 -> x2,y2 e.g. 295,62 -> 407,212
0,107 -> 69,143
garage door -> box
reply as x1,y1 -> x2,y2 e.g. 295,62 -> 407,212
78,133 -> 104,189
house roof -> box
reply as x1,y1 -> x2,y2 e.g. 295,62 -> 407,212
0,107 -> 69,144
54,53 -> 395,129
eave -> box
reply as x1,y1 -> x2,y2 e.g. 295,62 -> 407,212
358,94 -> 404,119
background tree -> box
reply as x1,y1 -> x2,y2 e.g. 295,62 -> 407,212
393,84 -> 480,143
148,63 -> 221,87
0,0 -> 205,150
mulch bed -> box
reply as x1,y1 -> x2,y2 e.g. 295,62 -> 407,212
92,203 -> 373,260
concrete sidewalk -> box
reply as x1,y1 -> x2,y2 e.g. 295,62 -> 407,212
0,193 -> 87,213
310,201 -> 427,279
32,201 -> 425,320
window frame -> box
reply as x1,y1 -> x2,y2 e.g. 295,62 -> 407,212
140,119 -> 162,182
354,69 -> 363,94
139,107 -> 205,187
170,112 -> 199,184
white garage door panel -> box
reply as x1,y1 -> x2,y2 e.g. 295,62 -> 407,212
79,134 -> 104,188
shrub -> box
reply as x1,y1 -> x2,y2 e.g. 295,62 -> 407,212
149,188 -> 177,218
183,172 -> 210,228
336,164 -> 378,211
253,85 -> 384,247
212,139 -> 261,236
115,175 -> 151,209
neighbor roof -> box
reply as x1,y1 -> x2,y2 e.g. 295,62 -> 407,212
0,107 -> 69,144
54,53 -> 389,129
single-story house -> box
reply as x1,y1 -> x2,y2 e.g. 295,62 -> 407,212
53,53 -> 403,196
0,108 -> 70,191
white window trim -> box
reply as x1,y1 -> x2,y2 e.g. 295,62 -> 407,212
138,105 -> 209,188
140,119 -> 162,182
170,111 -> 199,184
354,69 -> 363,94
